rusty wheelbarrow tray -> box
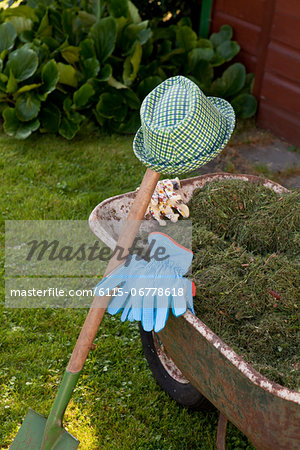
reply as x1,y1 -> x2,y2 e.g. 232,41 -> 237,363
89,173 -> 300,450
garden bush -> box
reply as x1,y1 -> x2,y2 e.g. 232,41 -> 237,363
0,0 -> 257,139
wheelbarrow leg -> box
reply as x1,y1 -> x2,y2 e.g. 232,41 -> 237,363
217,412 -> 228,450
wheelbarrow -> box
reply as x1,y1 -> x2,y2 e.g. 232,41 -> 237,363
89,173 -> 300,450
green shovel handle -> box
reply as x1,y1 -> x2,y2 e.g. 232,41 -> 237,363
41,371 -> 80,450
41,168 -> 161,449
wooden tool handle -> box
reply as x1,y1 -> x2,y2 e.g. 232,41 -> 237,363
67,168 -> 160,373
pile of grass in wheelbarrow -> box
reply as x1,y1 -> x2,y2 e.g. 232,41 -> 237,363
189,179 -> 299,391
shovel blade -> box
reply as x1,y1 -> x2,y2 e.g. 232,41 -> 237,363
10,409 -> 79,450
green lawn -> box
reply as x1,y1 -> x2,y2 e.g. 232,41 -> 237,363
0,129 -> 253,449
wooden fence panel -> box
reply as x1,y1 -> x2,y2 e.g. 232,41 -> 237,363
211,0 -> 300,146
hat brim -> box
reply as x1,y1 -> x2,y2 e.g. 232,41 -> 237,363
133,96 -> 235,175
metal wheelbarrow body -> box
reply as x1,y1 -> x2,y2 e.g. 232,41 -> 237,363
89,173 -> 300,450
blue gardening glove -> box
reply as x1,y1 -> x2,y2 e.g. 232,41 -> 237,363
94,255 -> 147,311
95,232 -> 194,332
128,232 -> 194,332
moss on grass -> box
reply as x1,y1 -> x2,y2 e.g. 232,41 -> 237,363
189,179 -> 300,390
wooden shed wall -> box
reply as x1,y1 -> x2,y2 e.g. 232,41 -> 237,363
211,0 -> 300,146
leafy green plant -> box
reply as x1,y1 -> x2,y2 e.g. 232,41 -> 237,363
0,0 -> 148,138
146,22 -> 257,117
0,0 -> 257,140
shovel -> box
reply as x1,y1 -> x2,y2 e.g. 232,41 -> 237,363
11,168 -> 161,450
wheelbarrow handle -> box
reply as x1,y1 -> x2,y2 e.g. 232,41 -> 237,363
67,168 -> 161,373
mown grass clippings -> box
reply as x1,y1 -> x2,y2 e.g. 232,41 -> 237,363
189,179 -> 299,390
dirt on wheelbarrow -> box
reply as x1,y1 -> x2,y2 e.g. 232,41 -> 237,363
188,178 -> 300,390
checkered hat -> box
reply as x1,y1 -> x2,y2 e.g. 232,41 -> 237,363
133,76 -> 235,174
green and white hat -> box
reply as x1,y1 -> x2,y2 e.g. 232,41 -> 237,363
133,76 -> 235,174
